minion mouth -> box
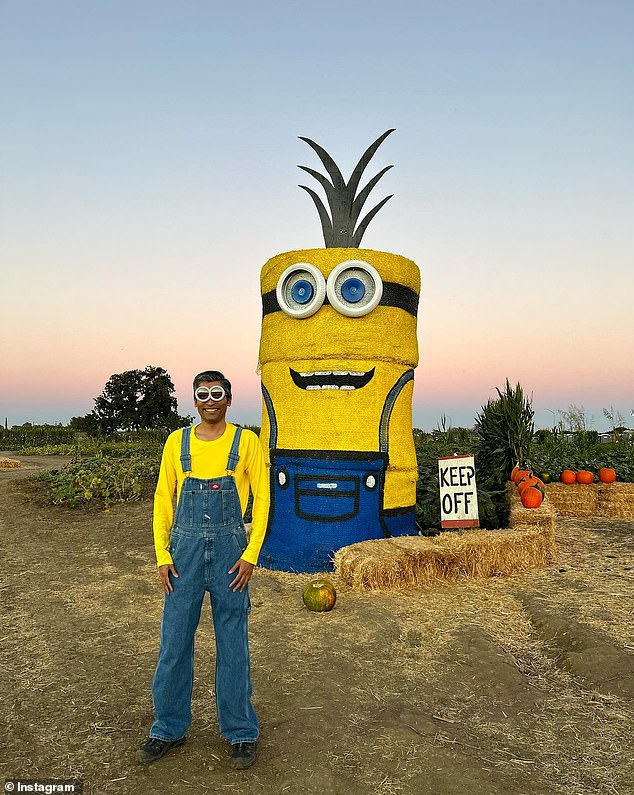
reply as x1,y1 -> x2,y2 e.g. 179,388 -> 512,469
290,367 -> 375,391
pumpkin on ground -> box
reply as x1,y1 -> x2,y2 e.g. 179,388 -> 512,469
576,470 -> 594,485
521,487 -> 544,508
302,579 -> 337,612
540,472 -> 552,483
561,470 -> 577,484
598,467 -> 616,484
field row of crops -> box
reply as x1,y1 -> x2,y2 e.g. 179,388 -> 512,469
3,425 -> 628,529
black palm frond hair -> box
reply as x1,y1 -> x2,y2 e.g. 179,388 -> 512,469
298,129 -> 395,248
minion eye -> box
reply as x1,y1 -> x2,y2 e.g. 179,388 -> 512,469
276,263 -> 326,318
326,260 -> 383,317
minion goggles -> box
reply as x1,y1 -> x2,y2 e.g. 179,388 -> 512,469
262,260 -> 418,319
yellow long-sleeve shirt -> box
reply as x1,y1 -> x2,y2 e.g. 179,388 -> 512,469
153,423 -> 270,567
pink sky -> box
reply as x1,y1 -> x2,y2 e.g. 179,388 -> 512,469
2,2 -> 632,433
3,277 -> 632,432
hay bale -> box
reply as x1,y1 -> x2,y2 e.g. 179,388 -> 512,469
334,525 -> 556,591
0,457 -> 21,469
545,482 -> 598,517
597,483 -> 634,520
507,482 -> 556,532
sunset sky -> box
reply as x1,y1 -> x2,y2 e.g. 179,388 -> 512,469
2,1 -> 632,432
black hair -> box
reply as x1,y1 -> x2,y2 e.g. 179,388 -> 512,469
193,370 -> 232,400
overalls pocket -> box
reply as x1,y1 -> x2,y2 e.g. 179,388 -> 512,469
295,475 -> 360,521
221,489 -> 237,526
167,528 -> 186,560
231,527 -> 249,558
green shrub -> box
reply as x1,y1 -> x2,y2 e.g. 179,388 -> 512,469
473,380 -> 535,527
40,451 -> 161,508
0,426 -> 76,449
414,429 -> 503,533
530,439 -> 634,483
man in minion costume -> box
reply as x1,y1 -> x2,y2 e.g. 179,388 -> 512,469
258,130 -> 420,573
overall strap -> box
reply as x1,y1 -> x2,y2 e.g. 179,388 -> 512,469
226,426 -> 243,475
180,426 -> 194,475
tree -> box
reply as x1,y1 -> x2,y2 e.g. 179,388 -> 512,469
91,366 -> 191,434
69,413 -> 100,435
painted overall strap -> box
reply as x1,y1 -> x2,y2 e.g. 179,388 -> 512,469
180,426 -> 195,475
226,426 -> 243,474
379,369 -> 414,453
261,384 -> 278,448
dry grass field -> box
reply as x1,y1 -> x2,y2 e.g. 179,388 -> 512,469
1,455 -> 633,795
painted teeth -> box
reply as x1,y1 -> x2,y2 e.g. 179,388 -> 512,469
298,370 -> 365,377
306,384 -> 357,391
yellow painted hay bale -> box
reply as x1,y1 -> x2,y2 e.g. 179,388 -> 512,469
507,482 -> 556,532
334,525 -> 556,591
597,482 -> 634,520
0,457 -> 21,469
545,482 -> 598,517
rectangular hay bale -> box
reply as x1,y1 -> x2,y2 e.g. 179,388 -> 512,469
597,482 -> 634,520
334,525 -> 556,591
545,483 -> 598,517
0,457 -> 21,469
507,482 -> 556,532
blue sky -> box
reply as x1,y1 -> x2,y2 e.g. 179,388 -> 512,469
2,1 -> 632,431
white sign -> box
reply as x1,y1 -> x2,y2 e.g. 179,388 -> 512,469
438,454 -> 480,529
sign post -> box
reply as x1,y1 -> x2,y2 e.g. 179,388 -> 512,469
438,454 -> 480,530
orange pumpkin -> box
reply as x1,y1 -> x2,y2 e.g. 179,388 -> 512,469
521,487 -> 544,508
561,470 -> 576,484
511,464 -> 532,486
518,476 -> 545,497
515,470 -> 533,487
576,470 -> 594,485
510,465 -> 529,483
598,467 -> 616,484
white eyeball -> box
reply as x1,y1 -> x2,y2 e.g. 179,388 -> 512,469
326,260 -> 383,317
276,263 -> 326,318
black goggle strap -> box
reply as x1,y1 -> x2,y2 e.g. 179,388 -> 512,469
262,281 -> 419,318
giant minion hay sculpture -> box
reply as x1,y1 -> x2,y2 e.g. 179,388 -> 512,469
258,129 -> 420,572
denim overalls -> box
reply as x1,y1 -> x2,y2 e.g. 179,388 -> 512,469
150,425 -> 259,745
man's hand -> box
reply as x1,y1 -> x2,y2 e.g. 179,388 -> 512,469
228,558 -> 255,592
158,563 -> 179,595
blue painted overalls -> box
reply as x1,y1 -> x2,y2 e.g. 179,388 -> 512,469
150,425 -> 259,745
259,372 -> 417,573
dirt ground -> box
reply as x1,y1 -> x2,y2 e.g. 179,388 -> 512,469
1,454 -> 633,795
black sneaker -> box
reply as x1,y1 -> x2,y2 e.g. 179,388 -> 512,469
231,741 -> 257,770
136,736 -> 186,764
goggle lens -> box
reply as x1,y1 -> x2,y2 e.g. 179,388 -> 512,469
195,386 -> 226,402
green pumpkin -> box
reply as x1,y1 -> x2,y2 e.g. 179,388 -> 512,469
302,579 -> 337,612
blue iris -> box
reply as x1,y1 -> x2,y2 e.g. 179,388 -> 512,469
341,277 -> 365,303
291,279 -> 314,305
